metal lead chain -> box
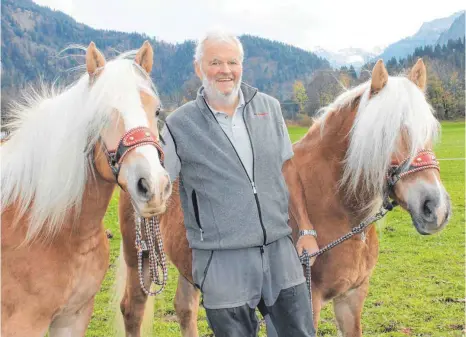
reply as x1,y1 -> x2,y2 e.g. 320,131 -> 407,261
300,250 -> 314,317
299,203 -> 396,317
135,215 -> 168,296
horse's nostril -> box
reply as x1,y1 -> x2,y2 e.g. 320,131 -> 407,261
137,178 -> 150,198
423,199 -> 434,219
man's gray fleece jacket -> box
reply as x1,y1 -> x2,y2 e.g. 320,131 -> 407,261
164,83 -> 292,250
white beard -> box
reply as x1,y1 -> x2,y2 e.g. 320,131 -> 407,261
201,70 -> 242,106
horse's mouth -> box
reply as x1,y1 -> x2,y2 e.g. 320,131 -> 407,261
135,204 -> 167,218
410,210 -> 450,235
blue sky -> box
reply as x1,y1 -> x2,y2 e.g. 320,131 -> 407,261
33,0 -> 464,52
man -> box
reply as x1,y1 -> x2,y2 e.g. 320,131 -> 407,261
162,31 -> 319,336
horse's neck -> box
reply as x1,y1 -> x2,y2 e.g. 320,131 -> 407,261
298,108 -> 379,233
64,172 -> 115,241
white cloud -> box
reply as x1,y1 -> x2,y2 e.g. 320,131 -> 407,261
32,0 -> 464,51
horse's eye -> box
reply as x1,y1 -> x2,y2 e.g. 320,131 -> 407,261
155,107 -> 161,117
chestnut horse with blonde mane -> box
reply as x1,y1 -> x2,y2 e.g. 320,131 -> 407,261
117,59 -> 450,336
1,41 -> 171,336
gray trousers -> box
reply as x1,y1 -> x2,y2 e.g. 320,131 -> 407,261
205,282 -> 316,337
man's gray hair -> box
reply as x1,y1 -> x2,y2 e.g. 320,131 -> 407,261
194,30 -> 244,64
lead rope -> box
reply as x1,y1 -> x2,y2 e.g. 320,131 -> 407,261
135,215 -> 168,296
299,203 -> 396,317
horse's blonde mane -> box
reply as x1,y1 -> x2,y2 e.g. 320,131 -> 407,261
1,50 -> 158,242
317,81 -> 369,126
318,76 -> 439,207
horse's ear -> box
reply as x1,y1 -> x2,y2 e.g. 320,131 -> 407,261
86,42 -> 106,76
408,58 -> 427,92
371,59 -> 388,94
135,40 -> 154,74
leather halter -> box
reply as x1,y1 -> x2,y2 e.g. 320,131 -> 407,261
101,126 -> 164,184
387,149 -> 440,191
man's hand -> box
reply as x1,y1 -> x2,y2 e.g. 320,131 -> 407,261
296,235 -> 319,266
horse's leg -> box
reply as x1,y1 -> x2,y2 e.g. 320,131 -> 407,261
119,263 -> 150,337
174,274 -> 201,337
119,190 -> 150,337
310,289 -> 323,333
49,298 -> 94,337
332,280 -> 369,337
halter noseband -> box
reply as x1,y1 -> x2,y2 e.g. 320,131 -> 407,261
101,126 -> 164,185
386,149 -> 440,196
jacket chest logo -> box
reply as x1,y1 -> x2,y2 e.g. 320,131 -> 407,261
255,112 -> 269,117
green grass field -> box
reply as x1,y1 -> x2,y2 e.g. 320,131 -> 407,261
87,121 -> 465,337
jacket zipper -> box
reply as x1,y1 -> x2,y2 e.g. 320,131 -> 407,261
200,250 -> 214,291
242,106 -> 267,247
202,93 -> 267,247
192,190 -> 204,241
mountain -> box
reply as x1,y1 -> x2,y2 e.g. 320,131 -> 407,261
312,46 -> 384,70
379,11 -> 463,61
361,37 -> 465,119
437,11 -> 465,45
1,0 -> 330,104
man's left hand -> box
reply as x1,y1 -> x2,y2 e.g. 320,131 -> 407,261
296,235 -> 319,266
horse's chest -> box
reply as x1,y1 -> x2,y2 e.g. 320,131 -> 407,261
56,232 -> 109,316
316,233 -> 378,300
